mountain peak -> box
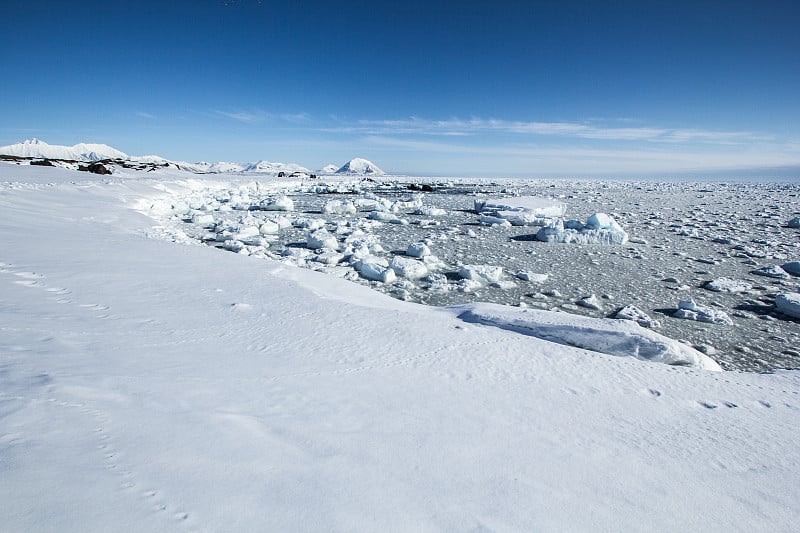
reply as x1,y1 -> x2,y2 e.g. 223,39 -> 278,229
335,158 -> 385,175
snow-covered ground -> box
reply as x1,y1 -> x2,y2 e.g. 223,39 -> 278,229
1,162 -> 799,532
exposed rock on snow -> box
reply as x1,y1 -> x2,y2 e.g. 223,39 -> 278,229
335,158 -> 385,175
774,293 -> 800,318
455,303 -> 722,370
705,277 -> 752,293
673,300 -> 733,325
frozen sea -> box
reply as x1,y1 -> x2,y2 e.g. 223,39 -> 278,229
152,175 -> 800,373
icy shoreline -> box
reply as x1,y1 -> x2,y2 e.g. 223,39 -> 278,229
1,162 -> 799,531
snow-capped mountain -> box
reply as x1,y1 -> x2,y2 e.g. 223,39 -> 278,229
319,164 -> 340,174
336,158 -> 385,175
1,139 -> 386,178
0,138 -> 128,161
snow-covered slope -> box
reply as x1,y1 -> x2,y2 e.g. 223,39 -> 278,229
336,157 -> 385,175
0,138 -> 128,161
0,163 -> 798,532
243,160 -> 311,174
319,163 -> 340,174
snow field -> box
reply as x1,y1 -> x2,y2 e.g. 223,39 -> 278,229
0,164 -> 799,531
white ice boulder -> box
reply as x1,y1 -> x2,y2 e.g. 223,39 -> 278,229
474,196 -> 567,226
406,242 -> 431,258
323,199 -> 357,216
517,271 -> 549,283
614,305 -> 659,328
389,256 -> 429,279
536,214 -> 628,245
359,261 -> 396,283
307,229 -> 338,250
413,206 -> 447,216
458,265 -> 504,284
705,277 -> 752,293
259,221 -> 281,235
673,300 -> 733,325
191,213 -> 216,227
775,293 -> 800,318
259,195 -> 294,211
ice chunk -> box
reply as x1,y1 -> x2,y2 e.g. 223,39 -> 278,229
259,195 -> 294,211
516,271 -> 548,283
775,293 -> 800,318
323,199 -> 357,216
307,229 -> 338,250
413,206 -> 447,216
577,294 -> 603,310
474,196 -> 567,226
536,214 -> 628,245
406,242 -> 431,258
614,305 -> 659,328
389,256 -> 429,279
673,300 -> 733,325
459,265 -> 504,284
705,278 -> 751,293
782,261 -> 800,276
787,217 -> 800,228
751,265 -> 790,279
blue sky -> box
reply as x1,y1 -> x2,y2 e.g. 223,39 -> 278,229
2,0 -> 798,177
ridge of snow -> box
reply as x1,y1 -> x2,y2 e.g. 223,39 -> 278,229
336,157 -> 385,175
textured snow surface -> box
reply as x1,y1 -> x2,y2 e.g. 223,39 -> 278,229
1,164 -> 799,532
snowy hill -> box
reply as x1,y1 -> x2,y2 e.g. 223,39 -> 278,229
0,138 -> 128,161
243,160 -> 311,174
319,164 -> 340,174
336,157 -> 385,175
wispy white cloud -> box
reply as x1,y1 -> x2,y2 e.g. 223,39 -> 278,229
325,116 -> 772,145
136,111 -> 156,119
214,109 -> 272,123
213,109 -> 312,124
